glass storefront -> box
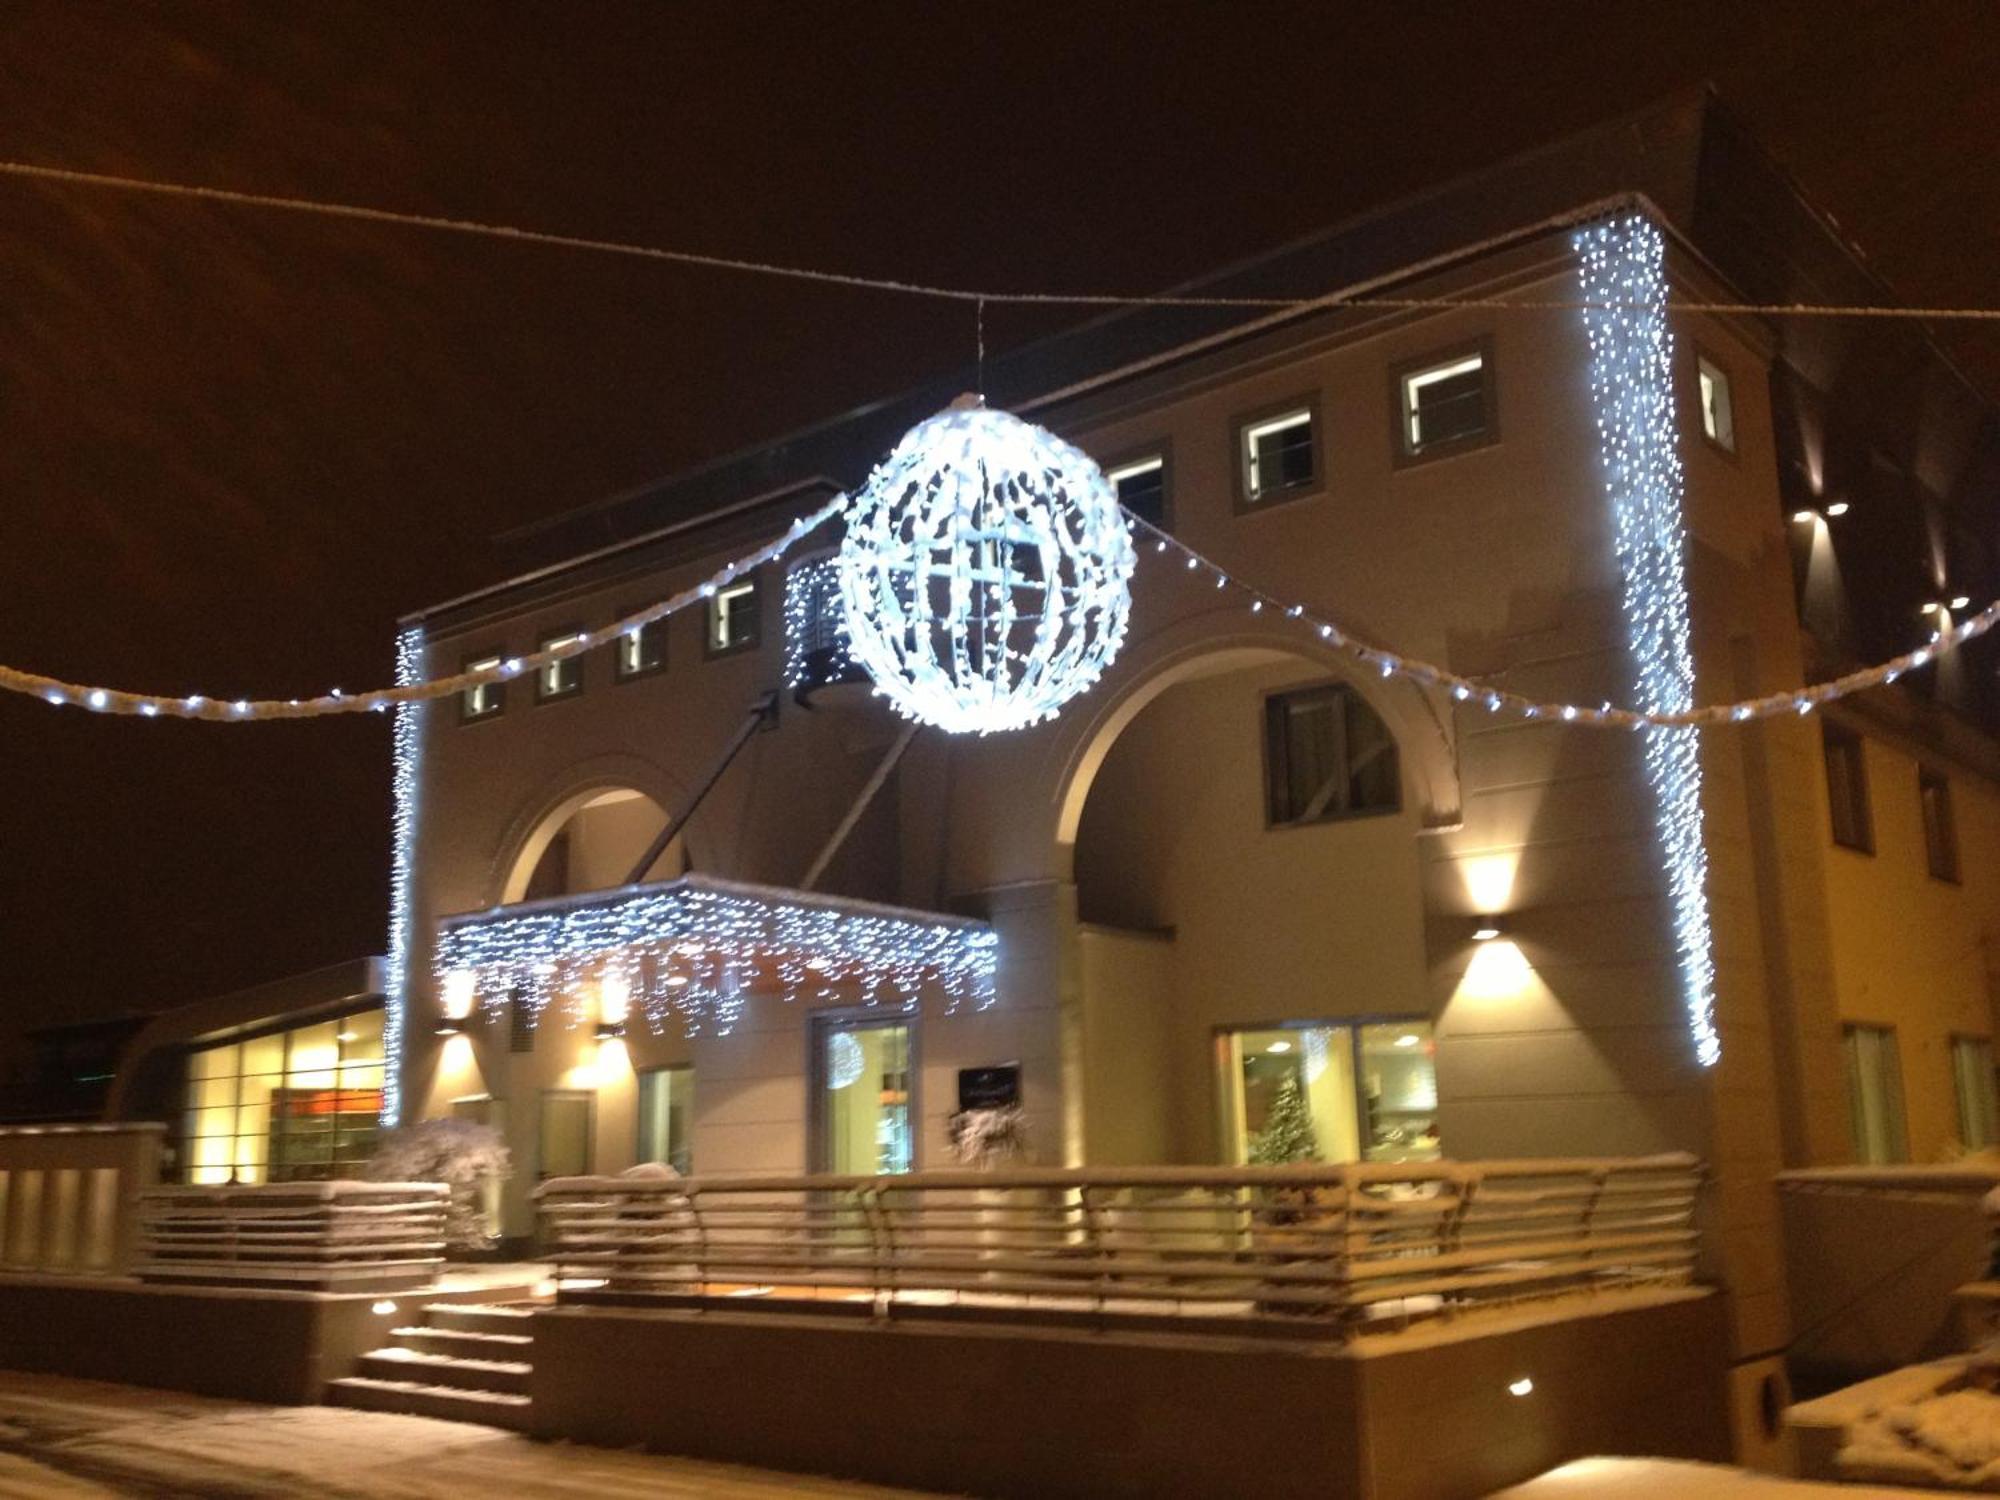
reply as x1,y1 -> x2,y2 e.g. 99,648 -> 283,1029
176,1007 -> 385,1184
816,1017 -> 912,1175
1221,1019 -> 1440,1165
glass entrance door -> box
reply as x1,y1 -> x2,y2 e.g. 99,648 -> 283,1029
813,1016 -> 913,1175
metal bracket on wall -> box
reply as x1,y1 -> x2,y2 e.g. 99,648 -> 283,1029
623,690 -> 781,885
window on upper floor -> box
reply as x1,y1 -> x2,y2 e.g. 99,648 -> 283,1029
708,576 -> 761,657
1697,354 -> 1735,453
1264,682 -> 1399,826
1823,724 -> 1873,853
1236,401 -> 1319,507
1953,1037 -> 1999,1152
1397,345 -> 1493,460
1844,1023 -> 1907,1165
614,611 -> 667,681
461,654 -> 505,722
536,627 -> 585,703
1106,453 -> 1168,530
1920,768 -> 1959,883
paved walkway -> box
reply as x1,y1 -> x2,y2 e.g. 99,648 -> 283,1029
0,1372 -> 943,1499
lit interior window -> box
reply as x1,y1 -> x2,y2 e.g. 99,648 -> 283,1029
178,1009 -> 386,1184
616,618 -> 665,679
1697,355 -> 1735,451
1221,1021 -> 1438,1165
1402,352 -> 1487,453
1241,409 -> 1315,501
1106,455 -> 1167,528
710,580 -> 759,652
537,632 -> 585,700
462,656 -> 503,719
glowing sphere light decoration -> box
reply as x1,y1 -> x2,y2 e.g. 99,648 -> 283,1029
837,400 -> 1137,734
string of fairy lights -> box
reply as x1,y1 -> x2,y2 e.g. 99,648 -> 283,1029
7,480 -> 1996,734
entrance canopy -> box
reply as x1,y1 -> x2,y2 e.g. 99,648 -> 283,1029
435,873 -> 998,1037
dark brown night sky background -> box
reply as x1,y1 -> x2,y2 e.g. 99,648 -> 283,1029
2,1 -> 1997,1031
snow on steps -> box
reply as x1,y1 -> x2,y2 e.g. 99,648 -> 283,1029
328,1301 -> 537,1429
328,1375 -> 532,1430
357,1347 -> 530,1396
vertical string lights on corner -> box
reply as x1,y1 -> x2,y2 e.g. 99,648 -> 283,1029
1576,214 -> 1720,1070
381,623 -> 426,1127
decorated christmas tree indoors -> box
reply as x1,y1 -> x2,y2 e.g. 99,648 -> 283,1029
1250,1074 -> 1319,1165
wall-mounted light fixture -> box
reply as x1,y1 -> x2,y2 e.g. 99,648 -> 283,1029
434,1020 -> 464,1038
1824,500 -> 1850,517
1471,918 -> 1505,943
1508,1376 -> 1535,1397
594,1020 -> 627,1041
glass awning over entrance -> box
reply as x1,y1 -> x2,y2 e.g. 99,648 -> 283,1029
434,873 -> 998,1037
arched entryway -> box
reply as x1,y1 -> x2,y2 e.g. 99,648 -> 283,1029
1062,644 -> 1439,1170
502,787 -> 686,905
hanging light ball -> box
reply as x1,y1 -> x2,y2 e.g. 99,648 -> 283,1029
827,1030 -> 866,1091
836,398 -> 1137,734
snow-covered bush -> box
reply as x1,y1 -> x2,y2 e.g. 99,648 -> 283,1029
948,1104 -> 1027,1167
363,1118 -> 511,1250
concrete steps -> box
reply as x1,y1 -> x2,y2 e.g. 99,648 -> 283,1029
328,1300 -> 537,1428
328,1374 -> 532,1429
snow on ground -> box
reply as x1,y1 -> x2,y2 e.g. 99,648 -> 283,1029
1843,1386 -> 2000,1489
1491,1456 -> 1938,1498
0,1371 -> 945,1499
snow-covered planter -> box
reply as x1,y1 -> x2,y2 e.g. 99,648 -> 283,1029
363,1119 -> 511,1251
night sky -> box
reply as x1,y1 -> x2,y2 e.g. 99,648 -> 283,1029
2,2 -> 1997,1030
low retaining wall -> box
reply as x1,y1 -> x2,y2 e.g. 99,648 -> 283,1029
0,1272 -> 392,1403
1777,1166 -> 1997,1391
531,1290 -> 1729,1500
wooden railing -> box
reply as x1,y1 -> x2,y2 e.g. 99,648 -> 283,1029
135,1181 -> 449,1291
535,1154 -> 1702,1336
0,1122 -> 164,1276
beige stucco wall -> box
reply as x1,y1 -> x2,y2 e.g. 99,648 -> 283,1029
1818,720 -> 2000,1162
1073,657 -> 1430,1164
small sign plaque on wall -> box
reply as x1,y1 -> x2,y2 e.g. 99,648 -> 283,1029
957,1063 -> 1021,1111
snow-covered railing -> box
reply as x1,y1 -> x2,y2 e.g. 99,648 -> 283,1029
0,1122 -> 164,1276
135,1180 -> 449,1291
535,1154 -> 1703,1336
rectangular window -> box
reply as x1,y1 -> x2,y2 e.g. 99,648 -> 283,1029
535,628 -> 585,702
1697,355 -> 1735,452
1265,683 -> 1399,826
1844,1024 -> 1908,1164
1823,725 -> 1873,853
1921,769 -> 1959,883
537,1090 -> 594,1180
614,611 -> 666,681
174,1006 -> 385,1184
1219,1021 -> 1439,1166
814,1016 -> 913,1175
1954,1038 -> 1999,1151
1398,348 -> 1491,458
708,578 -> 761,656
461,654 -> 505,721
1107,454 -> 1168,530
637,1066 -> 695,1175
1237,402 -> 1318,506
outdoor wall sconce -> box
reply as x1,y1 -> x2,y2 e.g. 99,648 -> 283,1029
1471,918 -> 1505,942
594,1021 -> 626,1041
434,1020 -> 464,1037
